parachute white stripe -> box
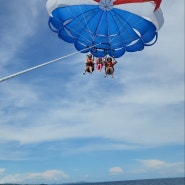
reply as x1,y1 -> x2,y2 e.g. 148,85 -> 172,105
115,2 -> 164,30
46,0 -> 98,15
46,0 -> 164,30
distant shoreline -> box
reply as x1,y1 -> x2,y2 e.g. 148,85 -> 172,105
0,177 -> 184,185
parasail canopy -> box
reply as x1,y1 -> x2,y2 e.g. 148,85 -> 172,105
46,0 -> 164,58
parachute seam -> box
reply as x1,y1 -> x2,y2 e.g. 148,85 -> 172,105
64,6 -> 98,42
110,10 -> 140,46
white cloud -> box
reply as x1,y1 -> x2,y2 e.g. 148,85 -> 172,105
0,99 -> 183,147
0,0 -> 44,71
109,167 -> 124,175
0,168 -> 5,174
140,159 -> 167,169
0,82 -> 40,108
0,170 -> 68,184
136,159 -> 185,176
0,72 -> 183,149
127,159 -> 184,179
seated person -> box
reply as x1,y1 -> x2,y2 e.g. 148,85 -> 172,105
104,57 -> 117,78
96,58 -> 104,71
83,54 -> 95,75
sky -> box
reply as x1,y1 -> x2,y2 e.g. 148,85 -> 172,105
0,0 -> 184,184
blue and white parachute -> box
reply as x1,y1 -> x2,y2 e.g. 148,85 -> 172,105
46,0 -> 164,58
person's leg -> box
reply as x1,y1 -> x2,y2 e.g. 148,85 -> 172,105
104,68 -> 107,77
83,66 -> 89,74
99,64 -> 102,71
89,66 -> 93,74
96,64 -> 99,70
110,68 -> 114,78
83,67 -> 87,74
107,68 -> 111,75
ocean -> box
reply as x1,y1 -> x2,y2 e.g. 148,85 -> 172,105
63,177 -> 184,185
0,177 -> 184,185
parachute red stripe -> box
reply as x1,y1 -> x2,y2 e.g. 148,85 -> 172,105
93,0 -> 162,11
114,0 -> 162,11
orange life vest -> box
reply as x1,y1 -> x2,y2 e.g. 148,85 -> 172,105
106,61 -> 113,68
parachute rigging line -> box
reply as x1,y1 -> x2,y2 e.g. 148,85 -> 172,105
0,45 -> 97,83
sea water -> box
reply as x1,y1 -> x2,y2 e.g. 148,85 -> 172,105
64,177 -> 184,185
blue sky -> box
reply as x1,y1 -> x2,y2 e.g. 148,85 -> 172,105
0,0 -> 184,184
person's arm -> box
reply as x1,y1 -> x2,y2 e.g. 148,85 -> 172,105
113,61 -> 117,66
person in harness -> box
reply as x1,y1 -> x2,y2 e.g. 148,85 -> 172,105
83,54 -> 95,75
104,57 -> 117,78
96,57 -> 104,72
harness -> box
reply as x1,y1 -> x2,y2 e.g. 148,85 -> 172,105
86,59 -> 94,67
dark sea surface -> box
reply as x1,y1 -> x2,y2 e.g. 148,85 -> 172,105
0,177 -> 184,185
62,177 -> 184,185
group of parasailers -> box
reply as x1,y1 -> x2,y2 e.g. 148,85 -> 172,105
83,54 -> 117,78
